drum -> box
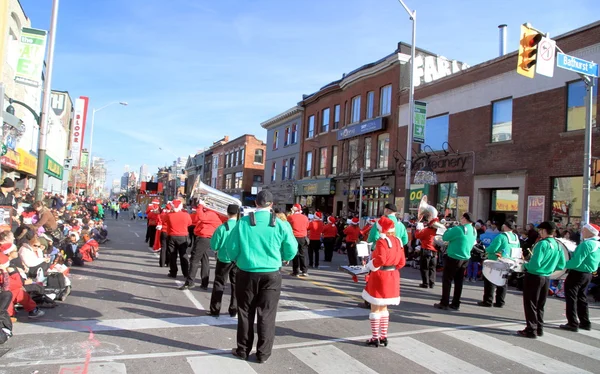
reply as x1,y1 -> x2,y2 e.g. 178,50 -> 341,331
550,238 -> 576,280
482,260 -> 511,287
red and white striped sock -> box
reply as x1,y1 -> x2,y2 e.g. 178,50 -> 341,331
369,312 -> 381,339
380,310 -> 390,339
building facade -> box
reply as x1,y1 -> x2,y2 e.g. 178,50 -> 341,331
261,105 -> 303,212
221,134 -> 266,206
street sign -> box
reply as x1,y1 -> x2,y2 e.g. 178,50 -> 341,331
536,37 -> 556,77
556,52 -> 599,77
413,101 -> 427,144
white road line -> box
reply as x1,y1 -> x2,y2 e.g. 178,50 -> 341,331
387,337 -> 491,374
290,345 -> 378,374
445,330 -> 591,374
279,291 -> 310,310
134,232 -> 140,237
578,328 -> 600,341
175,280 -> 205,311
187,355 -> 257,374
59,362 -> 126,374
128,224 -> 130,227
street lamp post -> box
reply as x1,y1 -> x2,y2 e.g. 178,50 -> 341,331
397,0 -> 417,219
86,101 -> 127,195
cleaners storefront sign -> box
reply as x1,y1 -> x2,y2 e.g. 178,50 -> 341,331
44,155 -> 64,180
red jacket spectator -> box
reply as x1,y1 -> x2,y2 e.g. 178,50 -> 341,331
308,220 -> 324,241
288,213 -> 309,238
322,222 -> 338,238
193,207 -> 221,238
415,226 -> 437,251
80,239 -> 99,262
166,211 -> 192,237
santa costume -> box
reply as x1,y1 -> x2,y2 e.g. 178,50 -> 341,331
343,217 -> 361,265
362,216 -> 406,348
307,212 -> 324,268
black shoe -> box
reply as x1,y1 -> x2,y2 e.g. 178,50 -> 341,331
537,328 -> 544,337
579,324 -> 592,331
256,355 -> 269,364
418,284 -> 429,288
516,329 -> 537,339
229,312 -> 237,318
200,285 -> 209,290
477,301 -> 493,307
429,284 -> 435,289
289,272 -> 299,277
366,338 -> 379,347
493,303 -> 504,308
231,348 -> 247,360
559,324 -> 579,332
449,304 -> 460,311
167,273 -> 176,278
379,337 -> 388,347
433,303 -> 449,310
179,283 -> 194,290
206,311 -> 219,317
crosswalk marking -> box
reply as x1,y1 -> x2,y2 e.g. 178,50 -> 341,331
445,330 -> 592,374
58,362 -> 126,374
289,345 -> 378,374
579,327 -> 600,341
187,355 -> 257,374
386,337 -> 491,374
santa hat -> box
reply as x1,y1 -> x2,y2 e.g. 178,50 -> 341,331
583,223 -> 600,236
376,216 -> 395,233
314,212 -> 323,220
1,243 -> 14,255
0,253 -> 10,267
152,199 -> 160,205
328,216 -> 336,224
350,217 -> 359,225
292,204 -> 302,212
170,200 -> 183,212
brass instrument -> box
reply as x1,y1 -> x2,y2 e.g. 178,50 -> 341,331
191,180 -> 242,220
417,195 -> 447,245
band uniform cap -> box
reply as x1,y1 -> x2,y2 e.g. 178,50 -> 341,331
384,203 -> 397,212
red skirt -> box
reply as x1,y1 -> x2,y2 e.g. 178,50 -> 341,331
362,270 -> 401,306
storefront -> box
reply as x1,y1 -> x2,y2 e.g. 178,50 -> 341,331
263,181 -> 295,212
333,173 -> 395,217
44,155 -> 64,194
295,178 -> 335,213
1,149 -> 20,180
16,148 -> 37,190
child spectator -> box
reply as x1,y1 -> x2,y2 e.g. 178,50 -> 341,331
0,253 -> 44,318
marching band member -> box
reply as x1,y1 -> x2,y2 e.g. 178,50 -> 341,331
367,204 -> 409,248
146,201 -> 160,249
518,221 -> 565,338
478,220 -> 520,308
415,216 -> 439,289
363,216 -> 406,348
287,204 -> 309,277
434,212 -> 477,311
156,205 -> 170,267
322,216 -> 338,262
166,200 -> 192,279
307,212 -> 324,269
560,223 -> 600,332
343,218 -> 361,266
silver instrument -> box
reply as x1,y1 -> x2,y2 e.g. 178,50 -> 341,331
191,180 -> 242,220
417,195 -> 447,244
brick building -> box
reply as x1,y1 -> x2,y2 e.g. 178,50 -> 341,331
396,21 -> 600,227
221,134 -> 266,206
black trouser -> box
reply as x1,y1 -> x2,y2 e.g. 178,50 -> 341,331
147,225 -> 157,247
346,242 -> 358,266
308,239 -> 321,268
483,277 -> 507,306
420,250 -> 437,286
522,273 -> 549,332
440,255 -> 468,307
235,270 -> 281,361
0,291 -> 13,333
323,237 -> 335,262
168,235 -> 189,278
159,232 -> 169,267
187,236 -> 210,287
292,237 -> 308,274
209,260 -> 237,315
23,283 -> 45,303
188,226 -> 195,247
564,270 -> 593,327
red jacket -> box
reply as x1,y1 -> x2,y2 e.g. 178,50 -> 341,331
193,208 -> 222,238
80,239 -> 99,262
344,225 -> 361,242
147,211 -> 159,226
308,220 -> 324,241
415,226 -> 437,251
158,212 -> 169,233
322,223 -> 338,238
288,213 -> 309,238
191,211 -> 200,226
167,211 -> 192,237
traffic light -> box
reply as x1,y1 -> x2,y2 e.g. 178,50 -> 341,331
517,24 -> 542,78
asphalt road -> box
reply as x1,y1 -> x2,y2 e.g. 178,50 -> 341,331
0,216 -> 599,374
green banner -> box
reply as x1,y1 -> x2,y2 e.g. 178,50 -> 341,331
409,184 -> 429,211
15,27 -> 47,88
413,100 -> 427,144
44,155 -> 64,180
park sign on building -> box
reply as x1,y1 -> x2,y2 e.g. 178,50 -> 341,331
14,28 -> 47,87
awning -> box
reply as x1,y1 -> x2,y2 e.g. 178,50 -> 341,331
17,148 -> 37,175
1,149 -> 20,169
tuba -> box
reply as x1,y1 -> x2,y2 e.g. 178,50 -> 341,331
192,180 -> 242,221
417,196 -> 447,244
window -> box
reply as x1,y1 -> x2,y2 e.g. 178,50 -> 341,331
284,127 -> 290,146
364,187 -> 391,217
291,123 -> 298,144
364,137 -> 371,169
289,157 -> 296,180
271,162 -> 277,182
307,115 -> 315,138
254,149 -> 264,163
282,159 -> 288,181
213,155 -> 218,169
234,172 -> 243,189
253,175 -> 263,183
380,85 -> 392,116
377,133 -> 390,169
225,174 -> 232,189
333,105 -> 340,130
423,114 -> 449,151
491,98 -> 513,142
331,145 -> 338,175
318,147 -> 327,176
351,96 -> 361,123
567,80 -> 598,131
304,152 -> 313,177
437,182 -> 458,220
239,147 -> 245,164
212,177 -> 217,188
233,151 -> 238,166
321,108 -> 330,133
349,139 -> 359,173
366,91 -> 374,119
273,131 -> 279,150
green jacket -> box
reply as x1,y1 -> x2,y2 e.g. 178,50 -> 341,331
523,237 -> 566,276
442,224 -> 477,261
566,238 -> 600,273
486,231 -> 520,261
210,219 -> 237,263
225,210 -> 297,272
368,214 -> 408,246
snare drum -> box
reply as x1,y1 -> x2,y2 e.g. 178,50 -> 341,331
482,260 -> 511,287
550,238 -> 576,280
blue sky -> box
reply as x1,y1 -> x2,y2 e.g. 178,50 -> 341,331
20,0 -> 599,182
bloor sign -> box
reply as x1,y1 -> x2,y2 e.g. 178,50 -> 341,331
70,96 -> 89,167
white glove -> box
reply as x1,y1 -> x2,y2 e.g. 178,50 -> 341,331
156,225 -> 162,230
416,222 -> 424,231
366,259 -> 380,272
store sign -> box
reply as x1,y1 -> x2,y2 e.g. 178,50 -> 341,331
409,184 -> 429,203
413,54 -> 469,87
70,96 -> 89,167
413,101 -> 427,144
1,149 -> 19,169
527,195 -> 545,225
412,154 -> 470,174
379,185 -> 392,195
17,148 -> 37,175
295,179 -> 334,196
337,117 -> 384,141
15,27 -> 47,87
44,155 -> 64,179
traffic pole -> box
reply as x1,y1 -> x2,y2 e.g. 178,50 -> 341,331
581,77 -> 596,224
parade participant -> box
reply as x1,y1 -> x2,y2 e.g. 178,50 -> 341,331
226,190 -> 297,363
307,211 -> 324,269
344,218 -> 361,265
207,204 -> 240,317
560,223 -> 600,332
360,219 -> 375,240
362,216 -> 406,348
478,220 -> 520,308
146,200 -> 159,248
322,216 -> 338,262
287,204 -> 309,277
166,200 -> 192,279
367,204 -> 409,247
415,217 -> 439,289
156,206 -> 170,267
434,212 -> 477,311
180,200 -> 221,290
518,221 -> 566,338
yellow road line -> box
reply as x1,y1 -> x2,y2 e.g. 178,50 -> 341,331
304,279 -> 364,302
